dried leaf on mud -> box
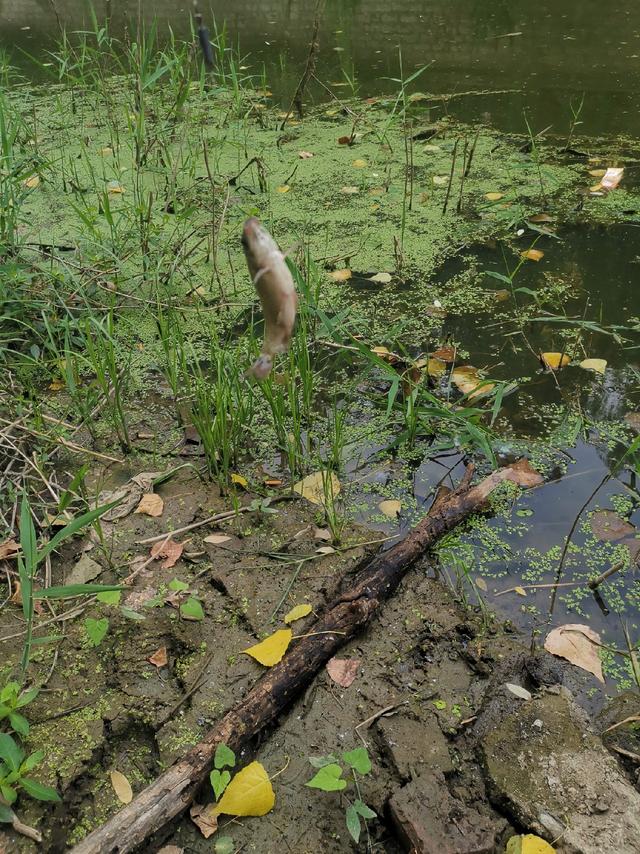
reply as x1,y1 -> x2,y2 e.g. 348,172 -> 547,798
110,770 -> 133,804
328,268 -> 352,281
378,499 -> 401,518
0,539 -> 20,560
293,471 -> 341,506
190,802 -> 219,838
544,624 -> 604,683
352,158 -> 367,168
539,352 -> 570,370
66,554 -> 103,586
147,646 -> 168,668
313,527 -> 332,541
217,761 -> 275,816
150,538 -> 183,569
326,657 -> 359,688
520,248 -> 544,262
590,510 -> 634,542
284,603 -> 312,623
204,533 -> 232,545
243,629 -> 292,666
135,493 -> 164,517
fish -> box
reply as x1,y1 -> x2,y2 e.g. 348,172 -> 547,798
241,217 -> 298,379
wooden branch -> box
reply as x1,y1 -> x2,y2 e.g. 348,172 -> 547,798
70,463 -> 539,854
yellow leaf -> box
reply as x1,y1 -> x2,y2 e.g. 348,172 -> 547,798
110,770 -> 133,804
292,471 -> 341,506
329,268 -> 352,281
298,150 -> 314,159
520,249 -> 544,262
378,499 -> 401,518
371,346 -> 392,357
352,159 -> 367,168
476,577 -> 488,591
100,147 -> 113,156
24,175 -> 40,189
243,629 -> 292,666
414,357 -> 447,377
48,379 -> 65,391
432,175 -> 449,186
368,272 -> 392,283
284,603 -> 312,623
506,833 -> 556,854
485,192 -> 504,201
276,185 -> 290,193
231,473 -> 248,489
217,761 -> 275,817
107,181 -> 125,194
588,169 -> 606,178
589,183 -> 604,193
579,358 -> 607,374
514,586 -> 527,597
340,186 -> 360,194
540,352 -> 571,370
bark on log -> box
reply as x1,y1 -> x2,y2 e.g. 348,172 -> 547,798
70,463 -> 539,854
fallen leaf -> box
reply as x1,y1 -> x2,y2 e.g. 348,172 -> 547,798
284,603 -> 313,623
520,249 -> 544,262
514,586 -> 528,597
508,459 -> 544,488
544,624 -> 604,683
316,545 -> 336,554
107,181 -> 125,194
432,175 -> 449,186
329,268 -> 352,281
540,352 -> 571,370
135,493 -> 164,517
414,356 -> 447,376
147,646 -> 168,668
528,213 -> 555,223
99,147 -> 113,156
276,185 -> 290,193
352,159 -> 367,168
485,192 -> 504,201
579,358 -> 607,374
204,533 -> 232,545
326,657 -> 359,688
66,555 -> 103,586
368,272 -> 392,284
48,379 -> 65,391
150,538 -> 183,569
378,499 -> 401,518
298,150 -> 314,158
110,770 -> 133,804
24,175 -> 40,188
217,761 -> 275,816
340,186 -> 360,194
0,539 -> 19,560
180,597 -> 204,621
476,577 -> 488,591
432,345 -> 456,362
601,167 -> 624,190
243,629 -> 292,666
588,169 -> 606,178
9,582 -> 22,606
231,473 -> 248,489
293,471 -> 341,506
590,510 -> 634,542
264,478 -> 283,487
506,833 -> 556,854
505,683 -> 532,701
190,802 -> 219,838
313,527 -> 332,541
624,412 -> 640,434
337,135 -> 354,145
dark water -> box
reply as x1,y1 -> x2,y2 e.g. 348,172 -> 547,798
3,0 -> 640,137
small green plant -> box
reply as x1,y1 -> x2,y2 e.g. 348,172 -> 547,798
210,742 -> 236,800
306,747 -> 376,845
0,682 -> 38,737
0,732 -> 60,811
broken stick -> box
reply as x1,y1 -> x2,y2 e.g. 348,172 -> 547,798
70,462 -> 539,854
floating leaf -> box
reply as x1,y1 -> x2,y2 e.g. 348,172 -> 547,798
276,185 -> 290,193
432,175 -> 449,186
306,763 -> 346,791
24,175 -> 40,189
520,249 -> 544,262
107,181 -> 125,194
368,272 -> 392,283
298,150 -> 314,159
329,268 -> 352,281
579,358 -> 607,375
590,510 -> 634,542
147,646 -> 168,668
243,629 -> 292,666
475,577 -> 488,592
231,473 -> 248,489
135,493 -> 164,517
284,603 -> 313,623
326,657 -> 359,688
378,499 -> 401,518
588,169 -> 606,179
204,533 -> 232,545
514,586 -> 528,597
150,538 -> 183,569
110,770 -> 133,804
217,761 -> 275,816
432,345 -> 456,362
539,352 -> 570,370
544,624 -> 604,683
340,186 -> 360,194
528,213 -> 555,223
352,159 -> 367,168
485,192 -> 504,201
293,471 -> 341,506
84,617 -> 108,647
343,747 -> 372,774
180,597 -> 204,622
506,833 -> 556,854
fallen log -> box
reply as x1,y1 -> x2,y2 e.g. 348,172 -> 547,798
71,461 -> 541,854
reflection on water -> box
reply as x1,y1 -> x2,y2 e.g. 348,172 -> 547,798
2,0 -> 640,136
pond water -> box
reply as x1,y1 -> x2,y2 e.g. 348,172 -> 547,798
2,0 -> 639,691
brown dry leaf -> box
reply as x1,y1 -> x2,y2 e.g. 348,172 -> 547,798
528,213 -> 555,223
378,499 -> 401,518
540,352 -> 571,370
590,510 -> 635,542
313,527 -> 332,541
293,471 -> 341,506
432,345 -> 456,362
472,460 -> 544,502
624,412 -> 640,434
0,539 -> 19,560
190,802 -> 219,838
520,249 -> 544,262
147,646 -> 168,668
150,538 -> 183,569
326,657 -> 360,688
157,847 -> 184,854
298,150 -> 314,159
508,458 -> 544,487
544,624 -> 604,683
264,478 -> 283,487
316,545 -> 336,555
9,582 -> 22,606
337,135 -> 354,145
204,533 -> 232,545
135,493 -> 164,518
329,268 -> 352,281
110,770 -> 133,804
